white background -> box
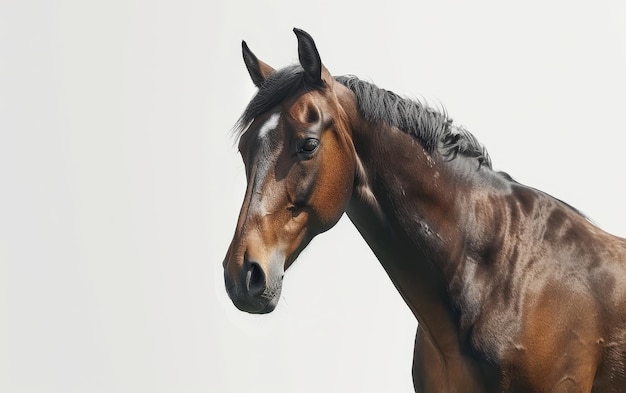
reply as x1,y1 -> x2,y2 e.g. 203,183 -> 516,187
2,1 -> 626,392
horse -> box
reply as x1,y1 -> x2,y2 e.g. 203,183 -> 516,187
222,28 -> 626,392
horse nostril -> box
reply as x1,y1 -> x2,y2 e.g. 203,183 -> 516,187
246,261 -> 266,297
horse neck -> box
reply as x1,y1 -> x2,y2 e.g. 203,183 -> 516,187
345,118 -> 495,352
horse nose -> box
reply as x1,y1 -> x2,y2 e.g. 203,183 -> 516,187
224,250 -> 283,314
245,259 -> 266,298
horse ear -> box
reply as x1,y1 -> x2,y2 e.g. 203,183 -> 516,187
293,28 -> 324,86
242,41 -> 274,87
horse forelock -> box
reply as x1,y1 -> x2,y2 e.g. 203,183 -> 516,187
234,65 -> 315,140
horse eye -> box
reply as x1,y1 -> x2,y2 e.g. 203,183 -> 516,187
300,138 -> 319,154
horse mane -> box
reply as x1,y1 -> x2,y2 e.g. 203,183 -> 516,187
333,77 -> 592,218
335,75 -> 492,169
235,65 -> 491,169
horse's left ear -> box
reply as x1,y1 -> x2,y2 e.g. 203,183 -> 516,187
293,28 -> 328,87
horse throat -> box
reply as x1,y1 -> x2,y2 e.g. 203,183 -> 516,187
345,122 -> 473,353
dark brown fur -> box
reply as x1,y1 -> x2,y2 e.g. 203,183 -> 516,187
223,29 -> 626,392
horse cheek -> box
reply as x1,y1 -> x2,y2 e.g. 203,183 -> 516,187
313,148 -> 353,232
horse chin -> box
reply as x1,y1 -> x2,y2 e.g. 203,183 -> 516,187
239,294 -> 280,314
252,285 -> 282,314
255,295 -> 279,314
228,282 -> 283,314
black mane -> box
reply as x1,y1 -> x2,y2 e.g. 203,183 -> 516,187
335,75 -> 492,169
236,65 -> 492,169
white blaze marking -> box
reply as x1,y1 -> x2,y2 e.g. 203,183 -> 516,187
249,113 -> 281,216
258,113 -> 280,140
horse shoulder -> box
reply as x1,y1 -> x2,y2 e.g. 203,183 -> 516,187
454,184 -> 626,390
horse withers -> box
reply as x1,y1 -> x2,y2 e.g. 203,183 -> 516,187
222,28 -> 626,392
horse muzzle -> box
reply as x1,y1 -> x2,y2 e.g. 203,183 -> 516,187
224,253 -> 284,314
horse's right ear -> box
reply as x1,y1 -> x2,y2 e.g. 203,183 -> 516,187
242,41 -> 274,87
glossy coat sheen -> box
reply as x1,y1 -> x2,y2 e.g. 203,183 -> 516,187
222,29 -> 626,392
